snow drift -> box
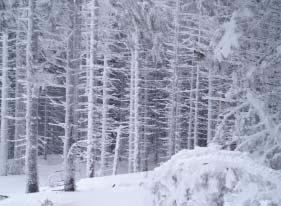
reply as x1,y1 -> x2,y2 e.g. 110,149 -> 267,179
150,147 -> 281,206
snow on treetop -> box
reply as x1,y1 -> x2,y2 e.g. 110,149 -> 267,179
214,12 -> 240,62
150,147 -> 281,206
214,8 -> 254,62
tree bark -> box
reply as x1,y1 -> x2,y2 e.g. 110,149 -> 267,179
100,50 -> 109,176
64,0 -> 82,191
168,0 -> 181,157
25,0 -> 39,193
86,0 -> 98,178
0,31 -> 9,176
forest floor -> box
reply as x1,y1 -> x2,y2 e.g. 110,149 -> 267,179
0,155 -> 153,206
1,148 -> 281,206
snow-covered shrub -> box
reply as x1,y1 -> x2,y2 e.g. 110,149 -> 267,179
48,170 -> 64,188
265,146 -> 281,170
7,159 -> 24,175
41,199 -> 54,206
150,147 -> 281,206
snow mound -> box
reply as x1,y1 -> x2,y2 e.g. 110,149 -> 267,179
150,147 -> 281,206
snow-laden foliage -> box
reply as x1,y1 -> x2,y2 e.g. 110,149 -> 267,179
151,147 -> 281,206
212,0 -> 281,168
214,12 -> 241,61
0,0 -> 281,195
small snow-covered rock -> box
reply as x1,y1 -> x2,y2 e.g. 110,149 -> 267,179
0,195 -> 8,202
150,147 -> 281,206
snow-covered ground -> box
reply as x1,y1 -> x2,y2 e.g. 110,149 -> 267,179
0,173 -> 153,206
0,155 -> 64,196
0,155 -> 153,206
1,148 -> 281,206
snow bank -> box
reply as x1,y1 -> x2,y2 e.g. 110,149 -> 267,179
150,147 -> 281,206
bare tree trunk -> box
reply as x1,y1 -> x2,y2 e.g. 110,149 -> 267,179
187,66 -> 194,149
100,50 -> 109,176
193,1 -> 202,148
207,65 -> 213,144
86,0 -> 98,178
64,0 -> 81,191
168,0 -> 180,157
25,0 -> 40,193
43,89 -> 48,160
193,64 -> 200,147
141,69 -> 149,172
132,31 -> 140,173
128,29 -> 141,173
64,42 -> 76,191
128,51 -> 135,173
14,11 -> 27,175
0,31 -> 9,176
112,126 -> 122,175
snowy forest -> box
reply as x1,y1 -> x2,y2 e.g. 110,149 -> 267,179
0,0 -> 281,205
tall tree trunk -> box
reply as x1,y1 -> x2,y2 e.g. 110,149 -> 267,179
14,11 -> 27,174
112,126 -> 122,175
25,0 -> 39,193
168,0 -> 180,157
187,66 -> 194,149
100,50 -> 109,176
128,41 -> 136,173
86,0 -> 98,178
128,64 -> 135,173
43,89 -> 48,160
0,31 -> 9,176
14,69 -> 26,174
132,31 -> 140,173
141,70 -> 149,172
207,65 -> 213,144
64,0 -> 81,191
193,64 -> 200,147
128,30 -> 140,173
64,53 -> 76,191
193,1 -> 202,148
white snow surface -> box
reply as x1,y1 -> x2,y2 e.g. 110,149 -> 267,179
0,155 -> 153,206
150,147 -> 281,206
2,149 -> 281,206
0,155 -> 64,196
0,172 -> 153,206
0,157 -> 152,206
